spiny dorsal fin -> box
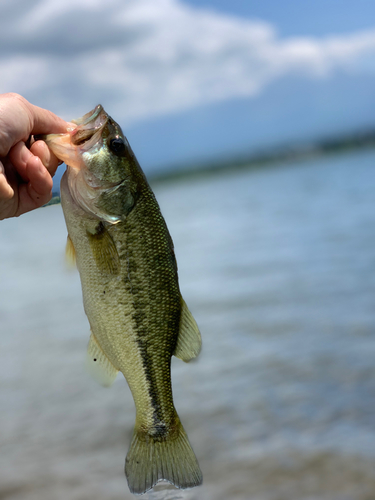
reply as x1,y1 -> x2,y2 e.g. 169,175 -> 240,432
85,332 -> 119,387
86,223 -> 120,275
173,299 -> 202,362
65,234 -> 76,268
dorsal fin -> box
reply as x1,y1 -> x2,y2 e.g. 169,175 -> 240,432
85,332 -> 119,387
173,299 -> 202,362
65,234 -> 76,268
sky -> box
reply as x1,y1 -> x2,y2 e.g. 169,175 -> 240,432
1,0 -> 375,180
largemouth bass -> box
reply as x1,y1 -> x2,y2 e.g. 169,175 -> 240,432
41,105 -> 202,494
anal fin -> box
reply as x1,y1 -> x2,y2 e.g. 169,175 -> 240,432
173,299 -> 202,362
85,332 -> 119,387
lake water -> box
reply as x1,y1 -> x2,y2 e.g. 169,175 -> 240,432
1,150 -> 375,500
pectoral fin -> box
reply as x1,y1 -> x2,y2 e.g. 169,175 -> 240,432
87,222 -> 120,275
85,332 -> 119,387
65,234 -> 76,268
173,299 -> 202,362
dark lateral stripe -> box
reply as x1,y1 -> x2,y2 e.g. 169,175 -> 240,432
124,187 -> 181,434
130,280 -> 180,432
133,327 -> 173,432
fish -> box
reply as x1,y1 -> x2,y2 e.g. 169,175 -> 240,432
40,105 -> 203,494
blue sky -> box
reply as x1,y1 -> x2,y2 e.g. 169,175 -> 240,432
185,0 -> 375,37
1,0 -> 375,181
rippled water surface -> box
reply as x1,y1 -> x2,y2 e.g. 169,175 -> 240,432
1,151 -> 375,500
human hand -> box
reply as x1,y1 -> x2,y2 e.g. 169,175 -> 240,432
0,93 -> 69,220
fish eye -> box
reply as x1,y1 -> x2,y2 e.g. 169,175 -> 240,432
109,137 -> 126,156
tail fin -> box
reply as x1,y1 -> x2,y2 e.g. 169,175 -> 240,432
125,423 -> 202,494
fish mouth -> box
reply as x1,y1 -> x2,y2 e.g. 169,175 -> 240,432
70,104 -> 108,148
36,105 -> 109,170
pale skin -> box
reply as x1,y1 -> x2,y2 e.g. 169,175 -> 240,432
0,93 -> 69,220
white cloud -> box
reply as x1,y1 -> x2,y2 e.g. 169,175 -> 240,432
1,0 -> 375,124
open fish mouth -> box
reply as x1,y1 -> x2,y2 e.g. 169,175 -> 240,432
70,105 -> 108,147
70,128 -> 98,146
36,105 -> 110,170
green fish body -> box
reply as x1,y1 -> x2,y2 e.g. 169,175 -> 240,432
43,106 -> 202,494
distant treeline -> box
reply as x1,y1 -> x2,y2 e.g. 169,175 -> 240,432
48,194 -> 61,205
46,128 -> 375,205
150,128 -> 375,183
